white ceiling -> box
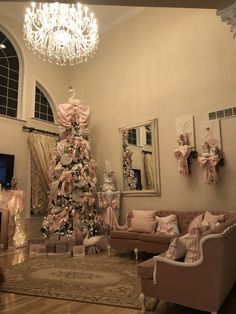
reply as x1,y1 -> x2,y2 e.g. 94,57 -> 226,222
0,2 -> 146,34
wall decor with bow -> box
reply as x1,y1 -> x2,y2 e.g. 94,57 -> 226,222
174,115 -> 197,176
198,120 -> 224,185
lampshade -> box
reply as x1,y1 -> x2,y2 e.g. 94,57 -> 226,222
23,2 -> 99,66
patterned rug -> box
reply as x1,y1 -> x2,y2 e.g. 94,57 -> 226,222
0,253 -> 141,309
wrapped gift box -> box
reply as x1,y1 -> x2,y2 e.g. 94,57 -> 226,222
28,238 -> 47,256
46,242 -> 56,253
73,245 -> 85,257
29,243 -> 47,256
50,233 -> 60,242
66,239 -> 76,252
60,235 -> 75,242
28,238 -> 46,246
54,240 -> 67,253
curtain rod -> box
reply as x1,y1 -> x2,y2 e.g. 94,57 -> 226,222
22,126 -> 58,137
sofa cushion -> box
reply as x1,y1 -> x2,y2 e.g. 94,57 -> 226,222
156,214 -> 180,235
139,233 -> 175,244
132,209 -> 156,220
128,218 -> 157,233
184,224 -> 210,263
202,210 -> 225,229
188,214 -> 204,232
165,233 -> 189,260
109,230 -> 139,240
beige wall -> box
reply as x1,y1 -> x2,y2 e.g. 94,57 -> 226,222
70,8 -> 236,222
1,7 -> 236,240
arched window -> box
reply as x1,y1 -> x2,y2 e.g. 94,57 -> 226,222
0,30 -> 19,118
34,83 -> 55,123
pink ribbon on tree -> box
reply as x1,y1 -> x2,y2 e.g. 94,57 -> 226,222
78,195 -> 95,212
75,138 -> 90,160
47,209 -> 68,232
88,196 -> 95,207
59,172 -> 73,196
57,103 -> 90,127
49,179 -> 60,203
198,155 -> 220,184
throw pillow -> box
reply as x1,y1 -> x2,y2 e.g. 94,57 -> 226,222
184,224 -> 210,263
128,218 -> 157,233
202,210 -> 225,229
156,214 -> 180,235
188,214 -> 204,232
132,210 -> 156,220
165,233 -> 189,260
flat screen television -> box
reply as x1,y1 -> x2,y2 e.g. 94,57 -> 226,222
0,154 -> 15,189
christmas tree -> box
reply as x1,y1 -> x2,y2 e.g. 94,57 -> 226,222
41,88 -> 103,238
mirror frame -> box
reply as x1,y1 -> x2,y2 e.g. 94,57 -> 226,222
119,118 -> 161,196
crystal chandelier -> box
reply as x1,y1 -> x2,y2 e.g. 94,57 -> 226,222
217,1 -> 236,38
23,2 -> 99,66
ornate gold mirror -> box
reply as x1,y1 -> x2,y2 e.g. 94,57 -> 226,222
120,119 -> 160,196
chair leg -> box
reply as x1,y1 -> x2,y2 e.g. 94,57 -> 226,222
139,292 -> 159,313
107,244 -> 111,257
139,292 -> 146,314
134,248 -> 138,261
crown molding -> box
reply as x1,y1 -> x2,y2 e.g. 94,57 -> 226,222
6,0 -> 233,10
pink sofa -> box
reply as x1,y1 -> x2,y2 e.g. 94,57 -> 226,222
109,209 -> 236,260
137,216 -> 236,314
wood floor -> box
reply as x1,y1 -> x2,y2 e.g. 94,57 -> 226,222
0,249 -> 235,314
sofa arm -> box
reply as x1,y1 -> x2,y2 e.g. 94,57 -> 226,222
114,225 -> 128,231
153,222 -> 236,279
152,223 -> 236,312
114,210 -> 132,231
153,253 -> 202,284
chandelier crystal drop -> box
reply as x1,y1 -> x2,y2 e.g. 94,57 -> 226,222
217,1 -> 236,38
23,2 -> 99,66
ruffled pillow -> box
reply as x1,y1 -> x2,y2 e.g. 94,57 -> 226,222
184,224 -> 210,263
128,218 -> 157,233
156,214 -> 180,235
165,233 -> 189,260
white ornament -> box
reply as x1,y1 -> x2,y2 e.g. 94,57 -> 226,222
60,154 -> 73,166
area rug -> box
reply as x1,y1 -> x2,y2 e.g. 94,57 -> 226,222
0,254 -> 141,309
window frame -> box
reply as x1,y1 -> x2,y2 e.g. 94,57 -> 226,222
0,24 -> 24,120
33,81 -> 56,124
145,124 -> 152,145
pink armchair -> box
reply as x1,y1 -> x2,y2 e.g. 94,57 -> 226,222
137,220 -> 236,314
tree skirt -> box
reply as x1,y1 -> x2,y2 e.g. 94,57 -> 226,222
0,254 -> 141,309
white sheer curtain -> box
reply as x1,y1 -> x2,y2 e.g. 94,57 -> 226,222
28,133 -> 56,215
144,153 -> 154,190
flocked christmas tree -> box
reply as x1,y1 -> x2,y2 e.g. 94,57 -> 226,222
41,88 -> 103,238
